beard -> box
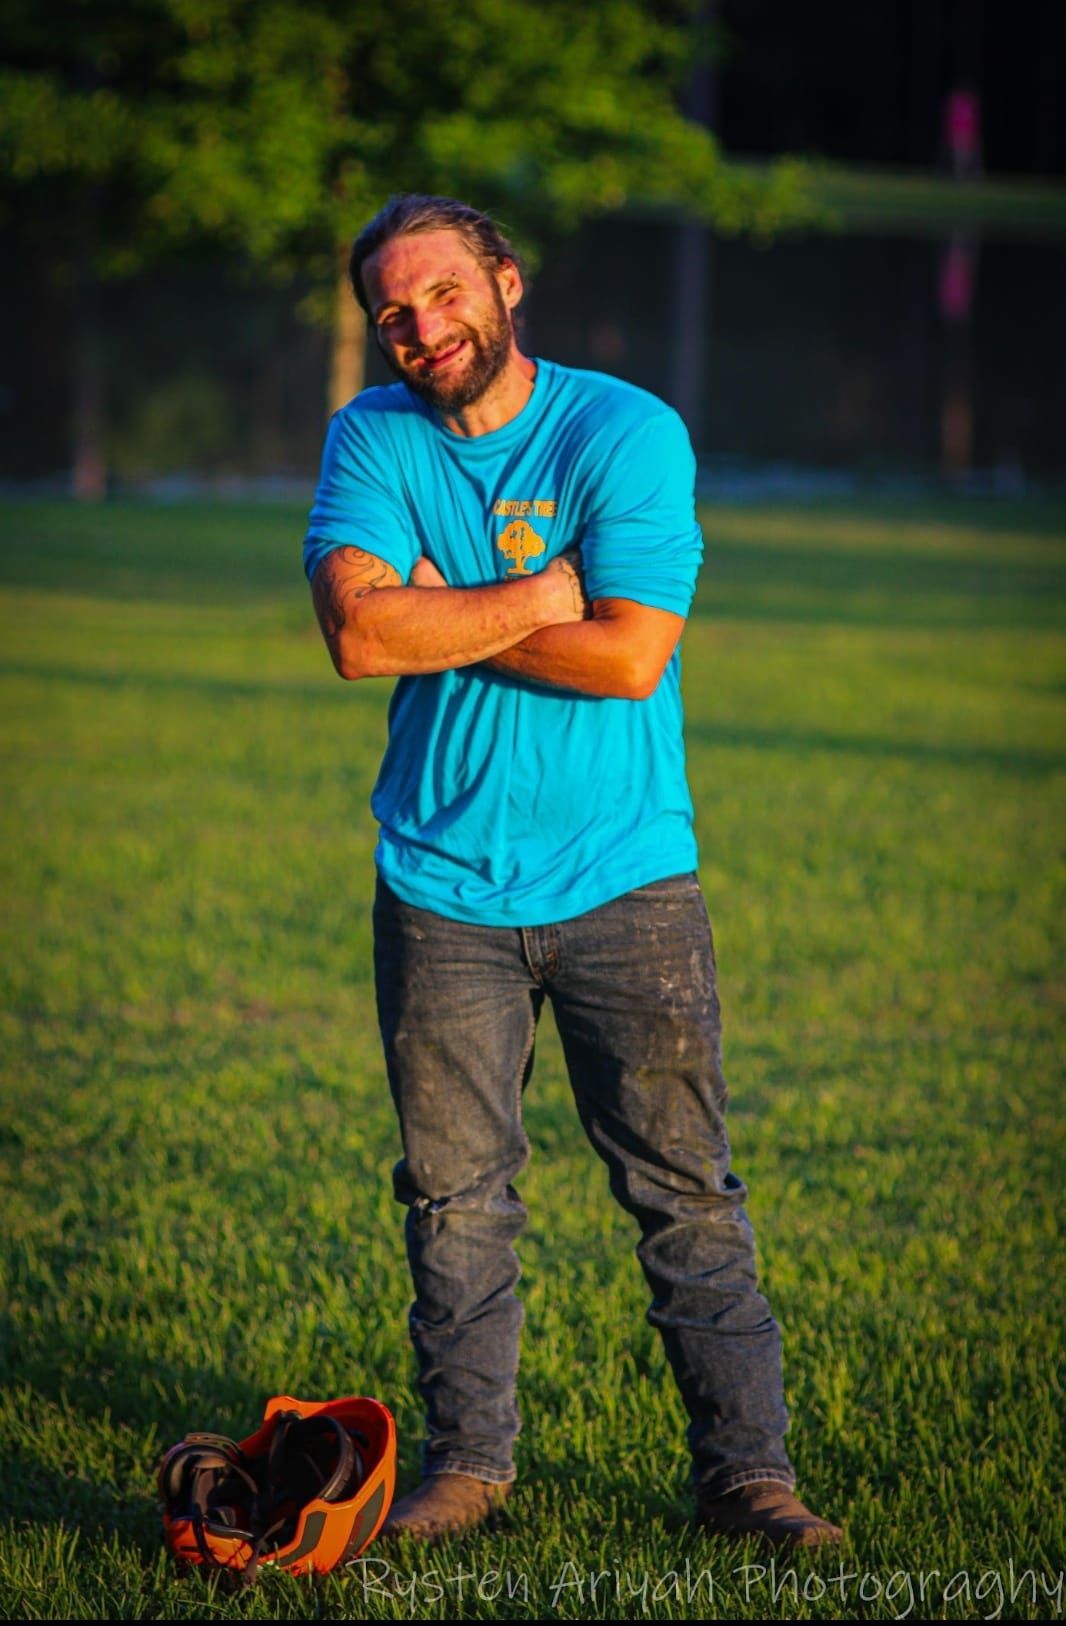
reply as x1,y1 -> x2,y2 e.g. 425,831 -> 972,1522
381,284 -> 515,412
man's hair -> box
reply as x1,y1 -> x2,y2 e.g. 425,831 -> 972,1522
349,195 -> 524,315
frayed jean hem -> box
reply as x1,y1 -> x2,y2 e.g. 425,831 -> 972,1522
423,1458 -> 517,1486
700,1468 -> 797,1498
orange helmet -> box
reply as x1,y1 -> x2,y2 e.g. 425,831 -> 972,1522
159,1394 -> 396,1583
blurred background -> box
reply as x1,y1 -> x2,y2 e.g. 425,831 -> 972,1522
2,0 -> 1065,497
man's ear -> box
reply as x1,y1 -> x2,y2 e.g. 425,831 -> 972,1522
497,258 -> 524,311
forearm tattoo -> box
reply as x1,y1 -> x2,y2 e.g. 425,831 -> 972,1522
312,546 -> 398,639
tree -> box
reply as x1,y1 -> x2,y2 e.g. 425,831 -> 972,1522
0,0 -> 815,487
497,519 -> 547,576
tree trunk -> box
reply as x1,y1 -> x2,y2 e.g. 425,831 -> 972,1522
72,205 -> 106,500
328,251 -> 366,416
938,232 -> 979,479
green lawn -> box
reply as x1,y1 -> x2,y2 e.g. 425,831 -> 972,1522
0,496 -> 1063,1619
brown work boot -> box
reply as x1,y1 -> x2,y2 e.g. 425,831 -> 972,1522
696,1482 -> 843,1550
381,1473 -> 512,1542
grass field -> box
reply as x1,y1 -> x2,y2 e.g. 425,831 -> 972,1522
0,495 -> 1063,1620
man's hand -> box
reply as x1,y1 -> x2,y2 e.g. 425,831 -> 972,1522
409,555 -> 448,589
542,547 -> 590,623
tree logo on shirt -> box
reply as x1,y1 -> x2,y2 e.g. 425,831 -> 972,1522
497,519 -> 546,575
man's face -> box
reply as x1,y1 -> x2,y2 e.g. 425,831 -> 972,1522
362,229 -> 519,412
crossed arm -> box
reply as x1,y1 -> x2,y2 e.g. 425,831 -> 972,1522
310,545 -> 685,700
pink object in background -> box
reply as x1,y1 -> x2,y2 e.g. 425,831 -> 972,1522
943,88 -> 982,176
939,235 -> 976,321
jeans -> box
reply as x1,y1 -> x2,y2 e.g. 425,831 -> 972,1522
372,872 -> 795,1496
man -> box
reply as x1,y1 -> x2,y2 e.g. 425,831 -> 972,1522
304,194 -> 841,1551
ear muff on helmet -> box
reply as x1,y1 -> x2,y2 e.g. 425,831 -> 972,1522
157,1437 -> 264,1574
159,1394 -> 396,1583
159,1436 -> 248,1510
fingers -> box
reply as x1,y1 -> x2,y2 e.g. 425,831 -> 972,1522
555,548 -> 590,620
410,555 -> 449,588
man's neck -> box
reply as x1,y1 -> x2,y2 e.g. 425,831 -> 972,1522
438,349 -> 537,438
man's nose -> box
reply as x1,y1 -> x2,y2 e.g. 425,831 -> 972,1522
410,306 -> 448,350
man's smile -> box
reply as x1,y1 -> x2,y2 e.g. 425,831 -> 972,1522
417,338 -> 470,372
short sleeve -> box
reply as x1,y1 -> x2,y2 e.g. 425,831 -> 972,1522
579,410 -> 704,616
302,407 -> 421,584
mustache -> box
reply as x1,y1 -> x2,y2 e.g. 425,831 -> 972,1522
408,335 -> 470,363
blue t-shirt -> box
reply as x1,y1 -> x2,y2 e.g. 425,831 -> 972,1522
303,358 -> 704,927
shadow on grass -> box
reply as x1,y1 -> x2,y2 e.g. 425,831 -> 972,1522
684,718 -> 1065,777
0,1318 -> 271,1550
0,502 -> 310,606
0,659 -> 383,711
1,1314 -> 268,1439
0,1457 -> 162,1555
688,540 -> 1066,630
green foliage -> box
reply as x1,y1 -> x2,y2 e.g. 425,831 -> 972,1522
0,0 -> 816,281
0,494 -> 1063,1616
105,373 -> 233,478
